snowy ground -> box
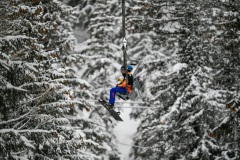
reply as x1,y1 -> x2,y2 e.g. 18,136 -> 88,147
114,103 -> 140,160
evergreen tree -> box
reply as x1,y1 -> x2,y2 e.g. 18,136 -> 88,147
0,0 -> 107,159
210,3 -> 240,159
130,1 -> 240,160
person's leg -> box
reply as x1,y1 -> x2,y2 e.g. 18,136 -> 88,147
109,87 -> 127,105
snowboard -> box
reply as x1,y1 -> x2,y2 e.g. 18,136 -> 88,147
98,99 -> 123,121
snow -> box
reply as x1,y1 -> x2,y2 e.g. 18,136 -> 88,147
171,63 -> 187,73
102,142 -> 112,151
163,62 -> 188,78
0,108 -> 34,125
73,130 -> 86,139
20,135 -> 35,149
114,103 -> 140,160
0,129 -> 52,134
209,25 -> 217,31
160,97 -> 180,123
0,35 -> 36,41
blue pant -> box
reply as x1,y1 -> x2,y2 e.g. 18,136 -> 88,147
109,87 -> 127,104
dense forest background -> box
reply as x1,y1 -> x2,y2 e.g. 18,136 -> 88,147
0,0 -> 240,159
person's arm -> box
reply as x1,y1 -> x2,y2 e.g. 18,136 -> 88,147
117,79 -> 126,88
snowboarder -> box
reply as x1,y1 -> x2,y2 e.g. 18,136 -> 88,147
107,65 -> 134,108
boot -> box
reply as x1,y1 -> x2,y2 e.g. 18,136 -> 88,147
107,103 -> 114,110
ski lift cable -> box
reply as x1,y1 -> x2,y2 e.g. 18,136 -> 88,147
127,54 -> 141,65
115,106 -> 161,109
117,142 -> 163,149
117,142 -> 151,149
88,100 -> 145,104
134,70 -> 147,79
88,100 -> 162,109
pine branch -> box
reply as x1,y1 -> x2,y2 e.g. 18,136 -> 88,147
0,107 -> 36,125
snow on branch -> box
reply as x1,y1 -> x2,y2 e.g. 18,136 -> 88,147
0,75 -> 28,92
0,35 -> 36,41
0,129 -> 54,134
0,107 -> 36,125
20,135 -> 35,149
209,113 -> 237,138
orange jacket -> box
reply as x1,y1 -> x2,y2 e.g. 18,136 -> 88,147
117,72 -> 133,93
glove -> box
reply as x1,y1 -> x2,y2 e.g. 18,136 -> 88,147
118,77 -> 124,83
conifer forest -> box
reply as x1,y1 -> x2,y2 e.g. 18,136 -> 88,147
1,0 -> 240,159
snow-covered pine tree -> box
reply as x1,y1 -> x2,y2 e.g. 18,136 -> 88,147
67,0 -> 96,30
130,1 -> 240,160
209,3 -> 240,159
128,1 -> 185,119
0,0 -> 105,159
67,0 -> 125,159
127,1 -> 179,59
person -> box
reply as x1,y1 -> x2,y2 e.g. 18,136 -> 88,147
108,65 -> 134,108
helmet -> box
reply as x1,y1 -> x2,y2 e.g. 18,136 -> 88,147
120,65 -> 133,72
127,65 -> 133,72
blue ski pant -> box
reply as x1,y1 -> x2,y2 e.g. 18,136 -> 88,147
109,87 -> 127,104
